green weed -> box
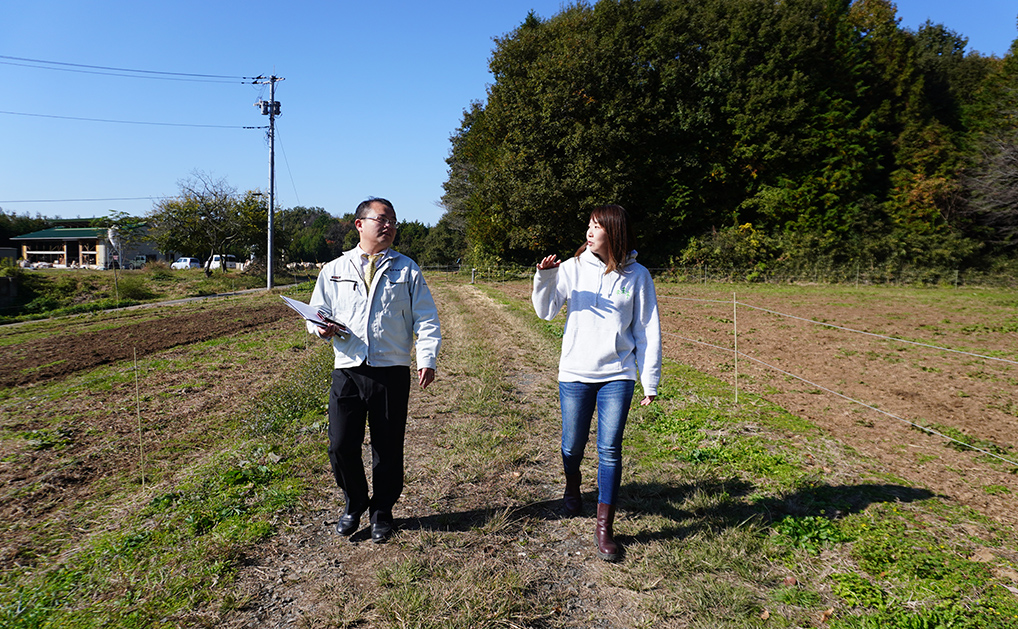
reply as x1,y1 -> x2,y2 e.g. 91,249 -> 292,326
19,427 -> 75,450
773,515 -> 849,554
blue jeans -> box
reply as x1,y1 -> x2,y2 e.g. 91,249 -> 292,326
559,380 -> 635,506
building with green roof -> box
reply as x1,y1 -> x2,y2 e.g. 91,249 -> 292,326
10,226 -> 159,269
11,227 -> 106,267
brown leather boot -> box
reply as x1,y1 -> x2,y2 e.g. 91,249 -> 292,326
563,473 -> 582,516
595,503 -> 621,562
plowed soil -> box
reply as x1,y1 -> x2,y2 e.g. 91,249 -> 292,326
0,302 -> 290,388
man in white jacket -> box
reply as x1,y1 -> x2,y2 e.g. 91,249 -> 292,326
308,197 -> 441,544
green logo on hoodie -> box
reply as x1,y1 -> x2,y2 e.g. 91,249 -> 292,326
615,285 -> 631,298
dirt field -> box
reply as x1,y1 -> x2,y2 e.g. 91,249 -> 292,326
0,301 -> 291,389
1,277 -> 1016,626
0,298 -> 297,572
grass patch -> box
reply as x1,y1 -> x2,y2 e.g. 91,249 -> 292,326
614,358 -> 1018,627
917,422 -> 1018,468
373,556 -> 549,628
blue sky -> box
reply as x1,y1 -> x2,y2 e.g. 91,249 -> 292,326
2,1 -> 1016,227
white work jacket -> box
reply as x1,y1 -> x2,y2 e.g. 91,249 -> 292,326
308,248 -> 441,370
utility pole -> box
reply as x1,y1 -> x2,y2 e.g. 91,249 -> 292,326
254,75 -> 284,290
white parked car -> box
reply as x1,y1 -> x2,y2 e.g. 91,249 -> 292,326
171,257 -> 202,270
208,254 -> 238,270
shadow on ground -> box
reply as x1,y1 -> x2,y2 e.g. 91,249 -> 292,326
341,479 -> 936,544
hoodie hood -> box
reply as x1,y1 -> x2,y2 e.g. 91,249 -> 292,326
580,247 -> 639,271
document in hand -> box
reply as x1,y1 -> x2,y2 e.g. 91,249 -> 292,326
280,295 -> 349,335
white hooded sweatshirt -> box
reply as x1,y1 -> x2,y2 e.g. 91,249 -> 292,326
532,248 -> 662,396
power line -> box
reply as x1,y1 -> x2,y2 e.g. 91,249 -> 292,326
0,196 -> 168,204
0,110 -> 266,129
0,54 -> 260,84
0,60 -> 242,84
274,123 -> 301,207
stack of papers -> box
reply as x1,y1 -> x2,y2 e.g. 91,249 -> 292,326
281,295 -> 349,334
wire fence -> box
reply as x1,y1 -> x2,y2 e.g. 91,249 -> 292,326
649,265 -> 1018,289
424,262 -> 1018,289
421,265 -> 534,283
452,266 -> 1018,470
655,292 -> 1018,468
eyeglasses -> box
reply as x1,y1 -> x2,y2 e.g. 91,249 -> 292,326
362,215 -> 399,228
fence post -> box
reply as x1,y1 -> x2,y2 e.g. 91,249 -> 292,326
733,291 -> 739,405
471,268 -> 476,284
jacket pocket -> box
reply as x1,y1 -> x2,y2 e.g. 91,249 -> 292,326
328,274 -> 363,323
380,268 -> 412,310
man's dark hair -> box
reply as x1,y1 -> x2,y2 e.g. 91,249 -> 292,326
355,197 -> 395,219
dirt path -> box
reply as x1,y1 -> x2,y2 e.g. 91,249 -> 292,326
216,280 -> 633,628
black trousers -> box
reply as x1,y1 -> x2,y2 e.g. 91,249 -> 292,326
328,364 -> 411,523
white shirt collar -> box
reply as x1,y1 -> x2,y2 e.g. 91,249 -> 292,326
355,245 -> 389,258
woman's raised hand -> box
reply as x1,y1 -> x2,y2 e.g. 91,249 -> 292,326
537,254 -> 561,271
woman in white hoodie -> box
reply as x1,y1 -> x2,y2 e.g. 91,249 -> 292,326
532,204 -> 662,561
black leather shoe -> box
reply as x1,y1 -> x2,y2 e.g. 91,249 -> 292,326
371,520 -> 394,544
336,512 -> 362,536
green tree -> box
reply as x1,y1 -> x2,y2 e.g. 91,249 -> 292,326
707,0 -> 884,246
958,28 -> 1018,254
445,1 -> 714,265
325,214 -> 357,259
147,171 -> 266,274
276,206 -> 335,263
444,0 -> 891,264
0,209 -> 48,250
443,0 -> 1011,271
393,220 -> 429,263
417,212 -> 468,267
275,207 -> 358,262
90,210 -> 148,267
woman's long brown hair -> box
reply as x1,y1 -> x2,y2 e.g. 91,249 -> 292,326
573,204 -> 634,275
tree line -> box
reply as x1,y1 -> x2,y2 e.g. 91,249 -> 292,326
1,172 -> 466,271
139,173 -> 467,270
441,0 -> 1018,273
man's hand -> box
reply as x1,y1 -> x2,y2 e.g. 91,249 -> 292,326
316,322 -> 343,339
418,367 -> 435,389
